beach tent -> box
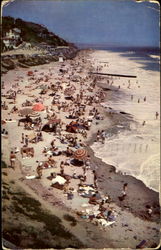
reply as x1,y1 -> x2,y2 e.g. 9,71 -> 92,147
42,124 -> 56,133
66,121 -> 86,132
66,124 -> 77,133
42,119 -> 60,133
73,148 -> 88,161
51,175 -> 66,185
32,103 -> 45,111
51,175 -> 66,190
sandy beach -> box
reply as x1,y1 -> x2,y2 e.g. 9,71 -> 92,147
2,48 -> 160,249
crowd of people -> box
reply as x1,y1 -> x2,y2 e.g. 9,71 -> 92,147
2,52 -> 157,230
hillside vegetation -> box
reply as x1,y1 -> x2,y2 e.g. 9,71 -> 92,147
2,161 -> 84,249
2,16 -> 68,46
1,17 -> 78,74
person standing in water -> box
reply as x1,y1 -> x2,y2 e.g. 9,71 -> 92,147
142,121 -> 146,126
155,112 -> 159,119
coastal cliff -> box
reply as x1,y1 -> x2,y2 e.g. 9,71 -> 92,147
1,16 -> 78,74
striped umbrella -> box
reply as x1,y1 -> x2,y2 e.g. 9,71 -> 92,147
73,148 -> 88,161
19,108 -> 35,116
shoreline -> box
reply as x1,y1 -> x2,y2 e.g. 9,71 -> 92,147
2,48 -> 160,248
87,82 -> 159,191
80,49 -> 160,224
88,48 -> 160,192
85,87 -> 160,223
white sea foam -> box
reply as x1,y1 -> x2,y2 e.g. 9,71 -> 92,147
149,54 -> 160,61
91,50 -> 160,192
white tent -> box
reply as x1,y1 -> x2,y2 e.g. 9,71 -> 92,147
51,175 -> 66,185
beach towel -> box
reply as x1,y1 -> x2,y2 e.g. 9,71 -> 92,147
25,175 -> 36,179
28,132 -> 36,141
81,203 -> 89,207
98,219 -> 115,227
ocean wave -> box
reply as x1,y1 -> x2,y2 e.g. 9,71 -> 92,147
91,49 -> 160,192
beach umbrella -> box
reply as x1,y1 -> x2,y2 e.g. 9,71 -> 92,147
32,103 -> 45,111
30,113 -> 39,117
73,148 -> 88,161
19,108 -> 35,116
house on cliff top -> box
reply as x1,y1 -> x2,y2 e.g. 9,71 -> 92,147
2,28 -> 22,51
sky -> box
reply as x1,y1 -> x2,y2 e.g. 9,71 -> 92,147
2,0 -> 160,48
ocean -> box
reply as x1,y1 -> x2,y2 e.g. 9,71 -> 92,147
90,47 -> 160,192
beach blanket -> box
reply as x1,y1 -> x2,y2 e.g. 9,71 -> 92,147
45,150 -> 53,156
28,132 -> 36,141
79,186 -> 95,192
25,175 -> 36,179
78,186 -> 97,197
85,209 -> 100,217
97,219 -> 115,227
